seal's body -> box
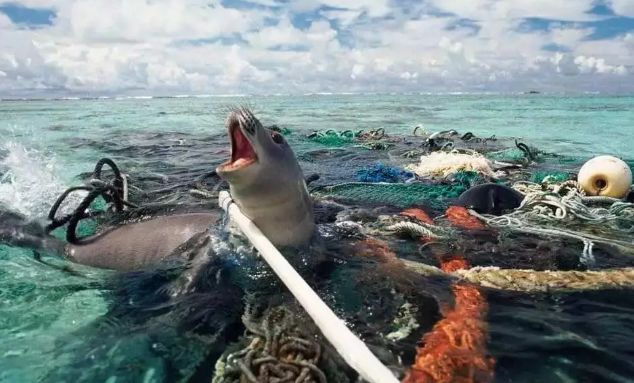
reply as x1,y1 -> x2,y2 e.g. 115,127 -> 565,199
457,183 -> 524,216
216,108 -> 315,247
1,108 -> 315,270
65,213 -> 219,271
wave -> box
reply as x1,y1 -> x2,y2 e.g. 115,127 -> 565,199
0,142 -> 84,218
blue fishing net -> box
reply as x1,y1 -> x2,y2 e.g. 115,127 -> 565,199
356,163 -> 413,183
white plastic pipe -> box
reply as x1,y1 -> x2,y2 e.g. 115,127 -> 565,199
219,191 -> 398,383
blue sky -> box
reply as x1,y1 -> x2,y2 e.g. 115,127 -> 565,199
0,0 -> 633,96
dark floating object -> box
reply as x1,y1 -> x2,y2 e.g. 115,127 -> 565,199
457,183 -> 524,216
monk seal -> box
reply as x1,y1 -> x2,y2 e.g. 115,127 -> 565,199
1,108 -> 315,270
216,107 -> 315,247
457,183 -> 524,216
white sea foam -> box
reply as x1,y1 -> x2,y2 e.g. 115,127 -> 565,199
0,142 -> 84,218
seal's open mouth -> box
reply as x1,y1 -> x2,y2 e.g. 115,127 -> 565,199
219,117 -> 257,172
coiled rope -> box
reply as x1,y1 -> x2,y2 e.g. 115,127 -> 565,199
214,306 -> 328,383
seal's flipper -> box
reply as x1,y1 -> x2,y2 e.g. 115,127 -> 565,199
0,208 -> 65,254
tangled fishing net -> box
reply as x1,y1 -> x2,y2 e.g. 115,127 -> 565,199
213,305 -> 348,383
450,171 -> 485,188
510,180 -> 634,228
394,212 -> 494,383
485,148 -> 527,163
529,170 -> 570,184
306,130 -> 356,147
403,280 -> 494,383
372,204 -> 634,292
406,151 -> 501,178
356,163 -> 413,183
312,182 -> 467,209
470,180 -> 634,265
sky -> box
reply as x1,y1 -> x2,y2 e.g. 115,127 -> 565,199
0,0 -> 633,97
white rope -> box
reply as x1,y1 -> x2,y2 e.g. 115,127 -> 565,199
218,191 -> 398,383
384,221 -> 448,239
121,173 -> 129,210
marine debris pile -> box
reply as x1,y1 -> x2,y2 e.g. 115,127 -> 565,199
303,126 -> 634,273
25,121 -> 634,383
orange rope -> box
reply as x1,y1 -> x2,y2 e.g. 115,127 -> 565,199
401,208 -> 435,225
351,206 -> 496,382
402,206 -> 495,383
445,206 -> 486,230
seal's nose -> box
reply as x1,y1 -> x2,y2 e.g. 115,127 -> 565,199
225,110 -> 241,131
229,108 -> 260,135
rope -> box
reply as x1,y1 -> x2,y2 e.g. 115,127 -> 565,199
384,221 -> 447,239
401,259 -> 634,292
405,150 -> 502,178
218,191 -> 398,383
46,158 -> 137,243
515,140 -> 535,162
214,306 -> 328,383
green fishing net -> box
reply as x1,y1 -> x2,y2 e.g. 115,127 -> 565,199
451,171 -> 485,187
307,130 -> 356,147
312,181 -> 467,209
530,170 -> 571,184
486,148 -> 526,162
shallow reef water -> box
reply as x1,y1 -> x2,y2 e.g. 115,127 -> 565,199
0,94 -> 633,382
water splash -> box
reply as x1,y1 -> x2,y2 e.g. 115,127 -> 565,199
0,141 -> 83,218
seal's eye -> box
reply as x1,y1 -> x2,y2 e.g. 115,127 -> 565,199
271,132 -> 284,144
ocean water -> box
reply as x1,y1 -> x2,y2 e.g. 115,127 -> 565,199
0,94 -> 633,382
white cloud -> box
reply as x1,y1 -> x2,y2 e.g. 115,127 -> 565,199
61,0 -> 262,43
0,0 -> 632,96
245,18 -> 304,49
536,52 -> 628,77
574,55 -> 628,75
399,71 -> 418,80
350,64 -> 364,79
609,0 -> 634,17
0,12 -> 12,28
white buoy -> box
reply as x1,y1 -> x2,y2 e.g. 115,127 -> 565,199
578,155 -> 632,198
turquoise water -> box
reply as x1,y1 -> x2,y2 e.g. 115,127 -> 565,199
1,95 -> 634,382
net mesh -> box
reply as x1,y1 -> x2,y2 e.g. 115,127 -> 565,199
312,182 -> 467,209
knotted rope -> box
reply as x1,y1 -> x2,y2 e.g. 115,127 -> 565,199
214,306 -> 327,383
